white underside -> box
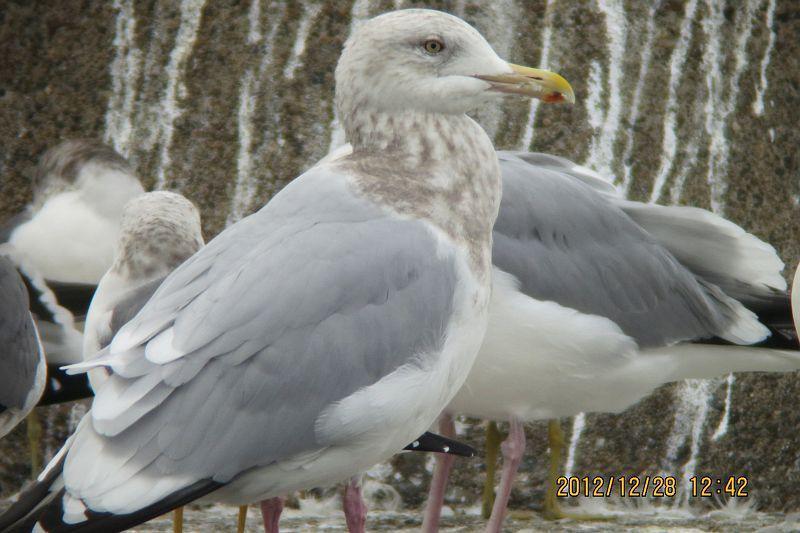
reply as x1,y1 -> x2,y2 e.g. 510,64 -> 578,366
448,269 -> 800,422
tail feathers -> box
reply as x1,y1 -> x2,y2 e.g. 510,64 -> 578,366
698,288 -> 798,351
698,279 -> 770,346
0,415 -> 223,532
29,479 -> 223,533
645,344 -> 800,383
614,200 -> 787,303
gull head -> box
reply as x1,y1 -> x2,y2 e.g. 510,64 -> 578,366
335,9 -> 574,119
32,139 -> 144,217
114,191 -> 204,278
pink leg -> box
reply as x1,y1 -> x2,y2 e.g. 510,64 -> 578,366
484,418 -> 525,533
259,497 -> 284,533
421,414 -> 456,533
343,476 -> 367,533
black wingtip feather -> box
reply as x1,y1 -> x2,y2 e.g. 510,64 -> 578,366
38,366 -> 93,406
404,431 -> 476,457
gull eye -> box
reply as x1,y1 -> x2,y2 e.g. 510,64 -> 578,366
423,39 -> 445,54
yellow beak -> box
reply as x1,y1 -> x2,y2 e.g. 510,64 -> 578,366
476,63 -> 575,104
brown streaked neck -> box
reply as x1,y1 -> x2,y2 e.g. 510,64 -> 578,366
338,109 -> 502,280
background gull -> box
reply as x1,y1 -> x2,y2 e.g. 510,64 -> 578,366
82,191 -> 204,533
2,139 -> 144,285
0,256 -> 46,474
1,140 -> 145,406
422,151 -> 799,532
82,191 -> 204,390
0,9 -> 573,532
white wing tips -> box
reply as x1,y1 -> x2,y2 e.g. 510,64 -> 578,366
708,282 -> 772,345
721,308 -> 771,346
618,201 -> 787,295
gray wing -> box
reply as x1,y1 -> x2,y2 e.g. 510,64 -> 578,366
502,152 -> 788,310
0,256 -> 41,411
64,168 -> 458,501
501,151 -> 619,195
494,152 -> 759,348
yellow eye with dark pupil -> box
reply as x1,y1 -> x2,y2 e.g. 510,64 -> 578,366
424,40 -> 444,54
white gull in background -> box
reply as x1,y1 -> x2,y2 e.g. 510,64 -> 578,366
422,151 -> 799,532
1,140 -> 145,404
0,9 -> 573,532
3,139 -> 144,285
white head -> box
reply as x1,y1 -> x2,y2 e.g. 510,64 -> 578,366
335,9 -> 573,124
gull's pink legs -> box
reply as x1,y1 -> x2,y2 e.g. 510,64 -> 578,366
485,418 -> 525,533
259,496 -> 284,533
421,413 -> 456,533
343,475 -> 367,533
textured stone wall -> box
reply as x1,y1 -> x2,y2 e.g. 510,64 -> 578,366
1,0 -> 798,514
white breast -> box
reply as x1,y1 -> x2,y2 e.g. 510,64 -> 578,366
10,193 -> 119,284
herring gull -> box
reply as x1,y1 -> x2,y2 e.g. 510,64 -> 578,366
0,9 -> 572,531
81,190 -> 475,533
82,191 -> 205,391
422,151 -> 799,532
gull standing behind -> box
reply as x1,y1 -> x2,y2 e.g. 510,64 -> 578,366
423,151 -> 799,532
82,191 -> 204,533
2,140 -> 145,404
0,9 -> 573,532
82,191 -> 205,391
0,255 -> 46,439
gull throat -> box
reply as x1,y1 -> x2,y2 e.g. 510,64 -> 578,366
339,109 -> 501,279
